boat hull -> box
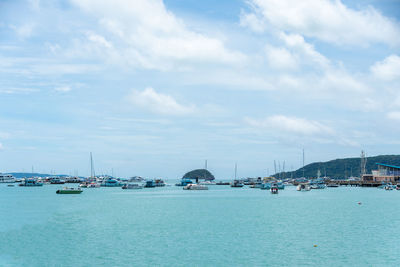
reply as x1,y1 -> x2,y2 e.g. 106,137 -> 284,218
56,190 -> 82,194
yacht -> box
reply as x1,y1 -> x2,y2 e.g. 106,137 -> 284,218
0,174 -> 16,183
183,183 -> 208,190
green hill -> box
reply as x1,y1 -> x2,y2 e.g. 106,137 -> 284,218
275,155 -> 400,179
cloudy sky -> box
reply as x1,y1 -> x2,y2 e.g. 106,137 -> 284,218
0,0 -> 399,178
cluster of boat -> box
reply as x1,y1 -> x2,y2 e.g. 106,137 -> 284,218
378,183 -> 400,190
4,172 -> 400,194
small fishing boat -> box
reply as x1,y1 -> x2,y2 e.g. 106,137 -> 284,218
270,186 -> 278,194
297,183 -> 311,191
56,187 -> 83,194
230,180 -> 244,187
384,185 -> 394,190
260,182 -> 271,190
327,183 -> 339,187
183,184 -> 208,190
396,184 -> 400,190
144,180 -> 156,188
79,182 -> 89,188
309,180 -> 326,189
122,183 -> 143,189
175,179 -> 193,186
154,179 -> 166,187
216,181 -> 230,185
50,178 -> 65,184
65,177 -> 82,183
250,183 -> 262,188
87,182 -> 100,188
101,178 -> 121,187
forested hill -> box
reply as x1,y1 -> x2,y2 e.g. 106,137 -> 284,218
275,155 -> 400,179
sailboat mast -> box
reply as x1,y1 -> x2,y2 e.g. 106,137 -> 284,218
302,148 -> 305,178
90,152 -> 94,179
234,163 -> 237,180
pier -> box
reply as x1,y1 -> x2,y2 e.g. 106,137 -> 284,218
328,180 -> 382,187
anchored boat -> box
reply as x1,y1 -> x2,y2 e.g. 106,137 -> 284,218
270,186 -> 279,194
0,174 -> 16,183
56,187 -> 83,194
297,183 -> 311,191
122,183 -> 143,189
183,183 -> 208,190
19,179 -> 43,187
176,179 -> 193,186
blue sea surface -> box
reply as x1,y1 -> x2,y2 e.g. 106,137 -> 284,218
0,183 -> 399,266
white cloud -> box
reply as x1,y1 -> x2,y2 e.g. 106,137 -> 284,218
240,11 -> 266,33
371,54 -> 400,81
279,32 -> 330,68
0,143 -> 3,150
265,45 -> 298,70
0,87 -> 40,94
86,31 -> 113,48
69,0 -> 245,70
245,115 -> 334,136
9,23 -> 35,39
128,87 -> 195,115
54,86 -> 72,92
387,111 -> 400,120
241,0 -> 400,46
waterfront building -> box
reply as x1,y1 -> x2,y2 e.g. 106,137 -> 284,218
362,163 -> 400,183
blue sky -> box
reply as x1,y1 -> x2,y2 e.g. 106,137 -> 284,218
0,0 -> 399,178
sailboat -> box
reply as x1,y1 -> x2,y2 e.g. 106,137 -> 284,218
231,163 -> 244,187
80,152 -> 100,188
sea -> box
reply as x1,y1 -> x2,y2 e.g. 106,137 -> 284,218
0,183 -> 399,266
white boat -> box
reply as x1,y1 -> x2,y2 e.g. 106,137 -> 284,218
122,183 -> 143,189
384,185 -> 394,190
183,184 -> 208,190
297,184 -> 311,191
0,174 -> 16,183
199,180 -> 216,185
87,182 -> 100,188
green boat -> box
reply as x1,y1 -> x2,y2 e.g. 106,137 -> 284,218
56,187 -> 83,194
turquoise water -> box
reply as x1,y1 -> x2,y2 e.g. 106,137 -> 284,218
1,183 -> 400,266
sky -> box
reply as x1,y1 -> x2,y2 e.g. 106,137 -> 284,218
0,0 -> 399,179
